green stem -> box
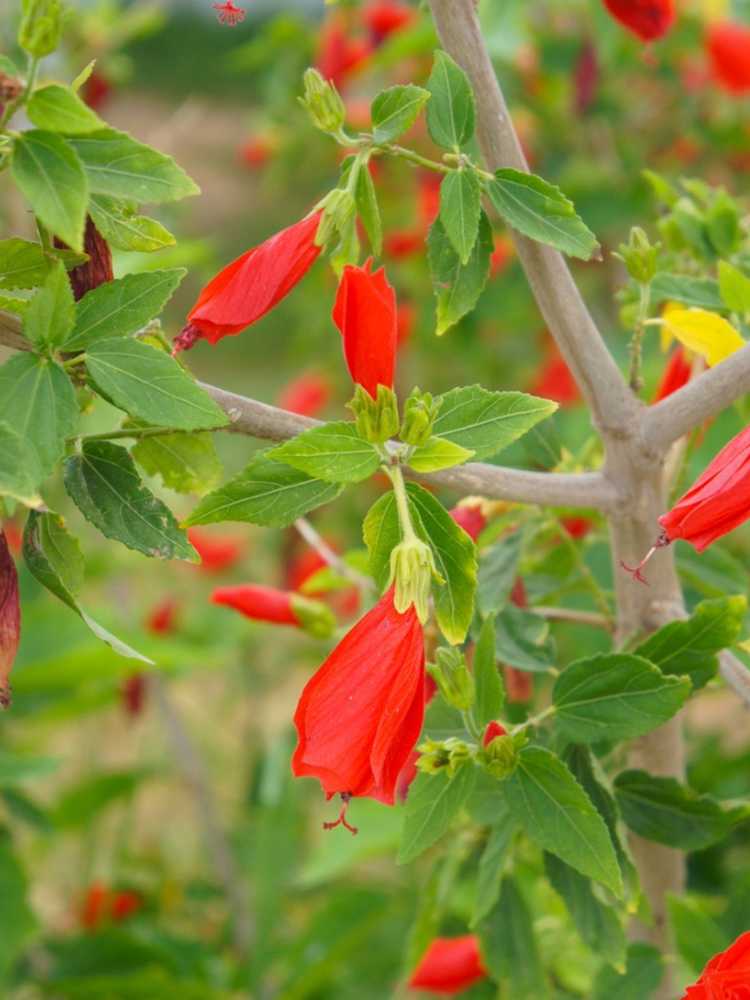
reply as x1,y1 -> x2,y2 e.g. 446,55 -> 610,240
628,282 -> 651,393
70,425 -> 180,445
382,143 -> 452,175
386,463 -> 419,543
462,709 -> 481,742
512,704 -> 556,735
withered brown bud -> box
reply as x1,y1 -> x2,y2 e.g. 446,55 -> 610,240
0,72 -> 24,104
0,530 -> 21,710
54,216 -> 113,301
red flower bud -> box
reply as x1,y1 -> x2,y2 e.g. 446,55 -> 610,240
332,259 -> 397,399
658,425 -> 750,552
449,504 -> 487,543
706,21 -> 750,95
680,931 -> 750,999
397,301 -> 416,349
239,136 -> 274,169
408,935 -> 487,995
490,235 -> 514,278
146,598 -> 179,635
212,584 -> 300,626
121,673 -> 148,717
573,39 -> 599,115
187,527 -> 245,573
562,516 -> 593,540
482,721 -> 507,747
54,216 -> 113,301
292,588 -> 425,808
602,0 -> 676,42
362,0 -> 415,46
81,883 -> 142,930
277,371 -> 331,417
529,343 -> 580,407
178,211 -> 323,350
652,346 -> 692,403
110,890 -> 142,922
0,530 -> 20,710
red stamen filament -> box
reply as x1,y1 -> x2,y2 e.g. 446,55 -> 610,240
323,793 -> 358,835
621,531 -> 670,585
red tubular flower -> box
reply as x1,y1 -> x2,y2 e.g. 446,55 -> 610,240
332,259 -> 397,398
562,516 -> 593,539
397,301 -> 416,349
362,0 -> 415,46
482,721 -> 507,747
490,235 -> 513,278
176,212 -> 323,350
0,530 -> 20,710
408,936 -> 487,995
81,884 -> 142,931
653,346 -> 692,403
212,584 -> 300,626
292,588 -> 425,815
418,172 -> 442,229
602,0 -> 676,41
504,665 -> 533,703
81,883 -> 108,930
449,504 -> 487,543
574,39 -> 599,115
188,528 -> 245,573
277,371 -> 331,417
111,891 -> 142,922
316,14 -> 372,90
121,674 -> 148,718
239,136 -> 275,169
384,229 -> 423,259
681,931 -> 750,999
707,22 -> 750,95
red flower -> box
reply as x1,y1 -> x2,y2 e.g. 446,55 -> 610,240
316,14 -> 372,90
188,527 -> 245,573
658,425 -> 750,553
408,936 -> 487,995
332,259 -> 397,398
212,1 -> 245,27
0,530 -> 20,710
482,721 -> 507,747
110,891 -> 142,922
707,22 -> 750,95
121,674 -> 148,717
81,884 -> 142,931
529,343 -> 580,407
292,588 -> 425,813
490,235 -> 513,278
146,598 -> 179,635
418,172 -> 442,229
362,0 -> 415,46
176,212 -> 322,350
384,229 -> 423,259
562,516 -> 592,539
449,504 -> 487,543
239,136 -> 275,169
397,301 -> 416,349
653,346 -> 693,403
212,584 -> 301,626
574,39 -> 599,115
277,371 -> 331,417
505,578 -> 533,703
82,70 -> 111,111
602,0 -> 676,41
681,931 -> 750,999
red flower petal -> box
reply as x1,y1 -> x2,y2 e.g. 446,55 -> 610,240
332,259 -> 397,398
707,21 -> 750,95
408,935 -> 487,995
212,584 -> 300,626
602,0 -> 676,41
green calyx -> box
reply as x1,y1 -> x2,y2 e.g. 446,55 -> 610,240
289,593 -> 337,639
416,737 -> 472,778
479,732 -> 524,780
427,646 -> 475,711
300,67 -> 346,136
400,388 -> 442,447
389,536 -> 440,624
615,226 -> 660,285
348,384 -> 399,444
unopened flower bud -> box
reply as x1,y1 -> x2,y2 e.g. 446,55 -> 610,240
401,388 -> 442,447
479,725 -> 522,780
18,0 -> 62,57
615,226 -> 659,285
347,384 -> 399,443
481,720 -> 507,747
427,646 -> 475,711
389,537 -> 440,624
300,67 -> 346,135
416,737 -> 471,777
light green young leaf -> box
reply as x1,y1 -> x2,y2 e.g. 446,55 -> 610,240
131,427 -> 222,496
27,83 -> 105,134
408,436 -> 474,473
719,260 -> 750,314
371,84 -> 430,144
426,50 -> 475,150
363,491 -> 401,590
440,169 -> 482,265
398,766 -> 476,864
427,211 -> 492,336
23,259 -> 74,349
268,422 -> 381,484
89,195 -> 176,253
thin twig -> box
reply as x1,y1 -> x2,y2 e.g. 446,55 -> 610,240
294,516 -> 374,592
533,606 -> 613,631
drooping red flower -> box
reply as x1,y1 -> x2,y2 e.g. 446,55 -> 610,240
482,721 -> 507,747
277,371 -> 331,417
0,530 -> 20,710
384,229 -> 423,259
176,211 -> 323,350
602,0 -> 676,41
146,598 -> 179,635
681,931 -> 750,999
212,1 -> 245,27
332,259 -> 397,398
54,216 -> 113,301
212,584 -> 301,626
362,0 -> 415,46
292,588 -> 425,813
529,342 -> 580,407
81,883 -> 142,931
658,425 -> 750,553
408,936 -> 487,995
653,346 -> 693,403
449,503 -> 487,543
316,13 -> 372,90
707,22 -> 750,95
121,674 -> 148,718
188,527 -> 245,573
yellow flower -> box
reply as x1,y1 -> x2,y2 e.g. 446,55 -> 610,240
662,304 -> 745,367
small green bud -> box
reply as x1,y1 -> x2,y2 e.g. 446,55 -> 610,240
400,388 -> 442,447
416,737 -> 472,777
389,536 -> 440,624
615,227 -> 659,285
300,67 -> 346,135
18,0 -> 62,57
347,383 -> 399,443
289,594 -> 337,639
427,647 -> 475,711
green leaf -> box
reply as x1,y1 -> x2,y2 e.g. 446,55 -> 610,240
495,604 -> 556,673
634,596 -> 746,689
408,436 -> 474,473
85,337 -> 228,431
432,384 -> 557,460
53,770 -> 149,828
22,258 -> 74,349
11,130 -> 88,250
650,272 -> 724,311
488,169 -> 600,260
398,766 -> 476,864
719,260 -> 750,314
474,614 -> 504,727
268,422 -> 381,484
0,353 -> 78,487
0,834 -> 37,986
405,847 -> 465,976
471,810 -> 517,926
131,426 -> 222,496
371,84 -> 430,144
186,451 -> 343,528
27,82 -> 105,134
89,195 -> 176,253
553,653 -> 691,745
504,746 -> 623,896
363,491 -> 400,590
477,532 -> 522,617
68,127 -> 200,204
479,876 -> 548,995
591,944 -> 663,1000
427,211 -> 492,336
0,751 -> 59,787
0,422 -> 40,504
65,268 -> 186,350
22,510 -> 153,664
440,170 -> 481,265
614,770 -> 738,851
667,895 -> 729,975
406,482 -> 477,645
425,50 -> 475,149
0,237 -> 54,290
64,441 -> 196,561
544,853 -> 626,968
354,163 -> 382,257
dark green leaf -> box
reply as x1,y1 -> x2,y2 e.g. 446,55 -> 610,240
426,50 -> 475,149
495,604 -> 556,672
591,943 -> 663,1000
398,766 -> 476,864
0,421 -> 39,503
479,876 -> 548,995
371,84 -> 430,144
427,212 -> 492,335
27,83 -> 105,134
268,422 -> 381,484
23,258 -> 75,349
362,491 -> 400,590
0,834 -> 37,985
440,170 -> 481,265
477,532 -> 523,617
474,615 -> 504,727
472,810 -> 517,926
0,237 -> 55,290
